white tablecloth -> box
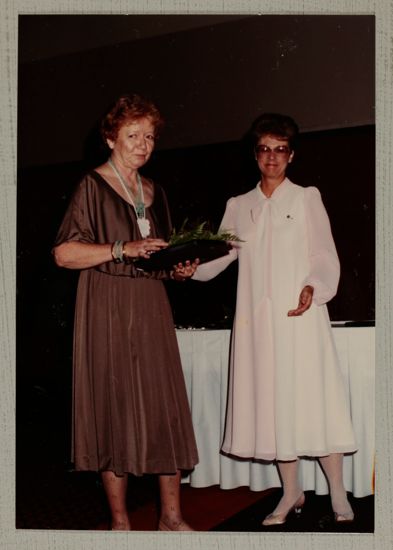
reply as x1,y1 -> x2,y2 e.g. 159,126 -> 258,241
177,327 -> 375,497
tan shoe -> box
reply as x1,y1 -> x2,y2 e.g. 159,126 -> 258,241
158,519 -> 194,531
334,510 -> 355,523
262,492 -> 305,526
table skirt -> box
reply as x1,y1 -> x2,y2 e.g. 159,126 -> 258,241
177,327 -> 375,497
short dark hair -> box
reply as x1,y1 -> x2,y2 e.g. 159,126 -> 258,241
250,113 -> 299,150
100,93 -> 164,143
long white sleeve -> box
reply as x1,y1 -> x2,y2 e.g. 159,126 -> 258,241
302,186 -> 340,305
192,197 -> 238,282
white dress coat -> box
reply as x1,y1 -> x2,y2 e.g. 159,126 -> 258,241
193,178 -> 357,461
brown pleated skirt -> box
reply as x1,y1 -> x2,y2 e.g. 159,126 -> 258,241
71,269 -> 198,476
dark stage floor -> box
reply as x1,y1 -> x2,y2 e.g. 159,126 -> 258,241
16,382 -> 374,532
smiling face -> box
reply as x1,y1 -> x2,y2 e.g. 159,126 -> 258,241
255,134 -> 294,182
107,116 -> 156,171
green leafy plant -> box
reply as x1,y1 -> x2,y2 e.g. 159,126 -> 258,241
169,219 -> 242,246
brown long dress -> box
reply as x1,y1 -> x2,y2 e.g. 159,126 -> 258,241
55,171 -> 198,476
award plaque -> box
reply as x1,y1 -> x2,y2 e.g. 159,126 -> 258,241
134,239 -> 232,271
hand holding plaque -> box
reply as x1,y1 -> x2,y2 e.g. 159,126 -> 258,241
134,221 -> 241,272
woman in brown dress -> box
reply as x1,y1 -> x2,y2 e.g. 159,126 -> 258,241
53,94 -> 199,531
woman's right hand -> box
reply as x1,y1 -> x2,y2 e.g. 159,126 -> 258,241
123,238 -> 168,259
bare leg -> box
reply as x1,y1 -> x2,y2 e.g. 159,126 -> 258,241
274,459 -> 304,514
262,460 -> 305,525
318,453 -> 354,520
158,470 -> 193,531
101,471 -> 131,530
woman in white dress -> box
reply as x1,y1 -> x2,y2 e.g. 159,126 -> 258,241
193,113 -> 357,525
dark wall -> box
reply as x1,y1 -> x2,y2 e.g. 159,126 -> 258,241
18,14 -> 374,166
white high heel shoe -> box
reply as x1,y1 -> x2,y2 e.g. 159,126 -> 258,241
262,492 -> 305,526
334,511 -> 355,523
332,493 -> 355,523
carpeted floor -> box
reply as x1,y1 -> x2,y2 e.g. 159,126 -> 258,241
15,383 -> 374,533
16,465 -> 374,533
16,451 -> 374,533
212,489 -> 374,533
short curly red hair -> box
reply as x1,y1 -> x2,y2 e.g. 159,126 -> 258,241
100,93 -> 164,143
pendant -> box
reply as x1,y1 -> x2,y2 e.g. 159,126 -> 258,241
137,217 -> 151,238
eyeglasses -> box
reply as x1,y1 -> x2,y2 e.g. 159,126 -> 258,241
255,144 -> 291,156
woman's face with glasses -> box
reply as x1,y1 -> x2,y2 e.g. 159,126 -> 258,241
255,134 -> 294,181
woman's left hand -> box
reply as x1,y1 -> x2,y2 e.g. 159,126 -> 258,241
171,259 -> 200,281
287,285 -> 314,316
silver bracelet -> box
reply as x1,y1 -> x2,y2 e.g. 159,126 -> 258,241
111,240 -> 124,263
